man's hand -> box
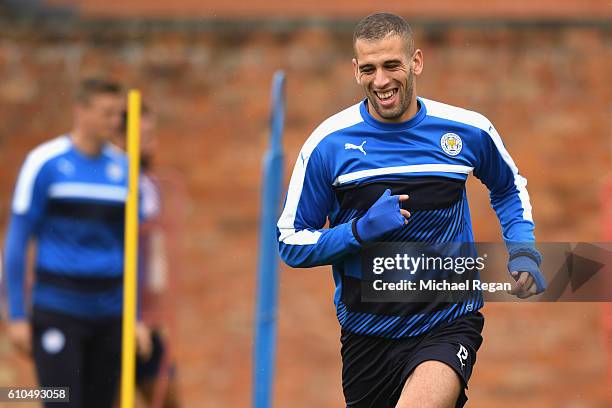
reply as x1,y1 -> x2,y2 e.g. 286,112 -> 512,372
353,189 -> 410,243
508,271 -> 538,299
136,322 -> 153,360
506,247 -> 546,298
7,320 -> 31,355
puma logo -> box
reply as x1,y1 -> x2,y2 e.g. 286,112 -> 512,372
345,141 -> 367,155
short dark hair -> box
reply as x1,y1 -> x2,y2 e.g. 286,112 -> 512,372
74,78 -> 122,105
353,12 -> 414,55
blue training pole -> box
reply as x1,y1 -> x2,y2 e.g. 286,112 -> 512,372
253,71 -> 286,408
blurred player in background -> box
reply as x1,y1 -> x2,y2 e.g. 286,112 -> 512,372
3,78 -> 127,408
115,103 -> 183,408
277,13 -> 546,408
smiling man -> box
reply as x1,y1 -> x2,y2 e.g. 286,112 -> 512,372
277,12 -> 546,408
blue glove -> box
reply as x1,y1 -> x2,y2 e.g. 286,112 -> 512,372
352,189 -> 406,243
508,246 -> 547,294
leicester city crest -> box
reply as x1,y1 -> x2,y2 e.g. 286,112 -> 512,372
440,133 -> 463,156
106,162 -> 124,182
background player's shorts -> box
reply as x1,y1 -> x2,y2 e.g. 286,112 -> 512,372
341,311 -> 484,408
31,307 -> 122,408
136,329 -> 176,383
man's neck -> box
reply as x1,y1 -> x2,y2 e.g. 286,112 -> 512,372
368,96 -> 419,124
403,97 -> 418,121
71,128 -> 104,157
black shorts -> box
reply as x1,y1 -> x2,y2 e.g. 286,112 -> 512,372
341,311 -> 484,408
31,307 -> 122,408
136,329 -> 175,383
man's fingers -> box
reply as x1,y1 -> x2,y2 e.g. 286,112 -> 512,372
8,322 -> 32,355
525,278 -> 538,295
508,272 -> 530,295
136,323 -> 153,359
13,339 -> 31,355
398,195 -> 410,224
517,280 -> 537,298
525,274 -> 535,291
519,273 -> 534,293
508,282 -> 522,296
508,271 -> 528,295
517,291 -> 532,299
508,272 -> 538,298
21,343 -> 31,355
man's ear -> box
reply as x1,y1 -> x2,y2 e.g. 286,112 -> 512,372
352,58 -> 360,85
412,49 -> 424,76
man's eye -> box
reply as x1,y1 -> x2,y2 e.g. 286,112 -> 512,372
360,68 -> 373,74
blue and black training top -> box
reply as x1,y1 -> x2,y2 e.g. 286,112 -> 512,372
277,97 -> 535,338
5,135 -> 129,320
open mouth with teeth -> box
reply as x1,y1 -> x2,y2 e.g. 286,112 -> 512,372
374,88 -> 398,106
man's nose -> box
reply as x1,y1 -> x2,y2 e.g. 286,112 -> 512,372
373,69 -> 391,89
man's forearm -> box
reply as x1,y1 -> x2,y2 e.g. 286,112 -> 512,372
278,221 -> 361,268
4,215 -> 32,320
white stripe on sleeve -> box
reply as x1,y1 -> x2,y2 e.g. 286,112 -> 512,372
12,136 -> 71,214
277,103 -> 363,244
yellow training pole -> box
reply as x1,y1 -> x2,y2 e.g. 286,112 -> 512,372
121,90 -> 141,408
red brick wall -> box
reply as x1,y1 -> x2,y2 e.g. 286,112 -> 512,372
46,0 -> 612,19
0,20 -> 610,407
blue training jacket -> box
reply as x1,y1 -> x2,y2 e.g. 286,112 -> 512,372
277,97 -> 535,338
4,135 -> 129,320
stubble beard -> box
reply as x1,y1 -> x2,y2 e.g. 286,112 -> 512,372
368,70 -> 414,121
